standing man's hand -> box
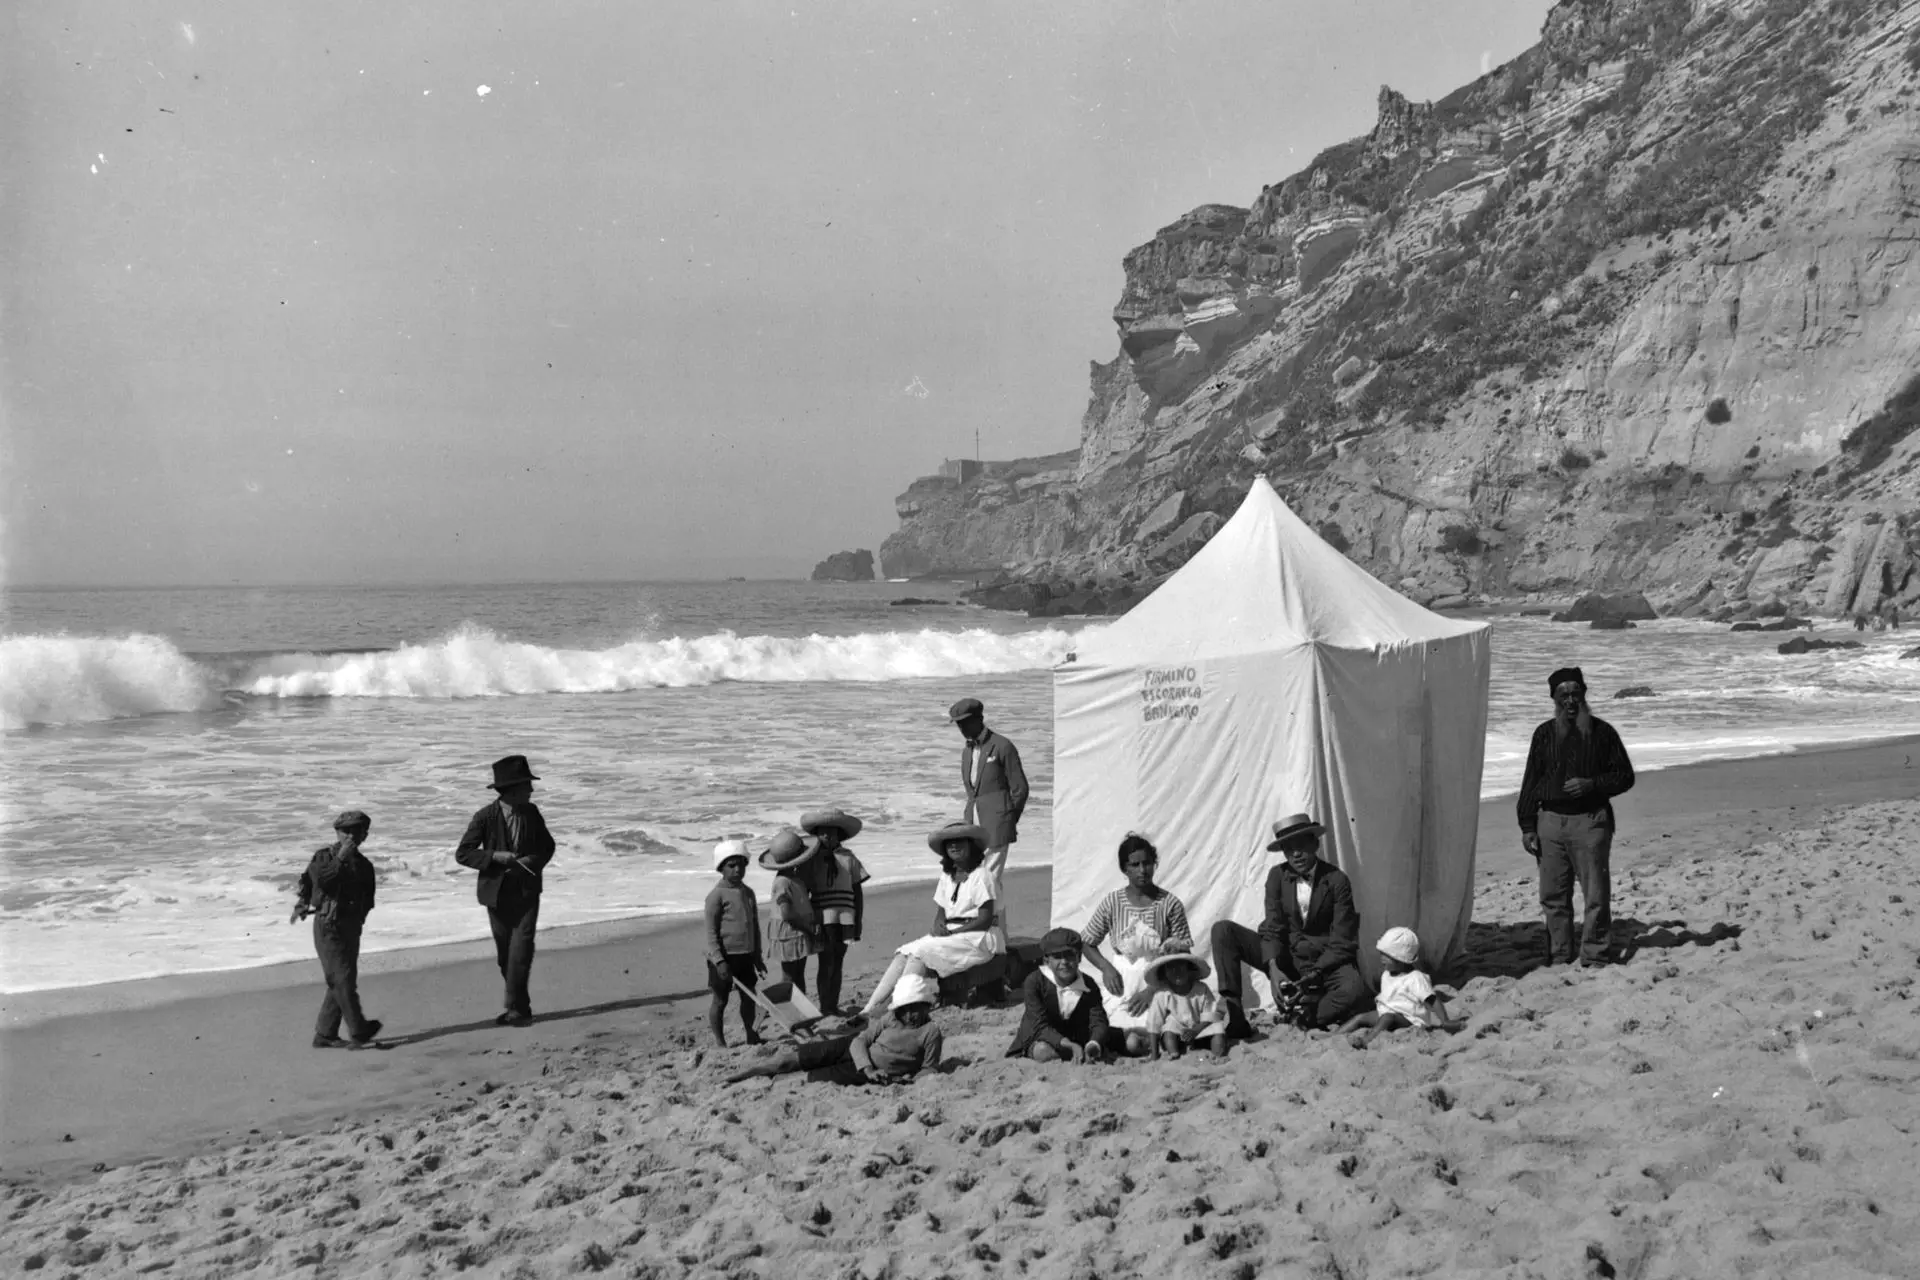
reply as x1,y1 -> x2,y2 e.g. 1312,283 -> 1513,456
1522,832 -> 1541,857
1562,776 -> 1594,798
490,849 -> 517,866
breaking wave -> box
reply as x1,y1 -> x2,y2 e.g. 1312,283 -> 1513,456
0,624 -> 1079,728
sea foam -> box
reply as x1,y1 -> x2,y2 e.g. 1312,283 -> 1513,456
1,623 -> 1081,727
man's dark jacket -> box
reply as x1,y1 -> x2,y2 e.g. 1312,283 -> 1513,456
454,801 -> 556,907
1258,857 -> 1360,981
1005,969 -> 1110,1057
960,728 -> 1029,847
1515,712 -> 1635,834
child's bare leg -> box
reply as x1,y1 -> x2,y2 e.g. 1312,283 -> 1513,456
859,952 -> 910,1017
723,1049 -> 802,1083
1159,1032 -> 1185,1059
708,988 -> 729,1047
1348,1012 -> 1406,1049
739,983 -> 760,1044
1123,1030 -> 1155,1058
1206,1032 -> 1229,1061
1338,1011 -> 1378,1035
1028,1042 -> 1063,1063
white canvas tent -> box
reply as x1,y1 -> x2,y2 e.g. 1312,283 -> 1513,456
1052,478 -> 1490,985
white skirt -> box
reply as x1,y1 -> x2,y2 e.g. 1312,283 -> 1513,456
1101,954 -> 1155,1031
898,927 -> 1005,976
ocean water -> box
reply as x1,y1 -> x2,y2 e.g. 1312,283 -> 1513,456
3,580 -> 1918,994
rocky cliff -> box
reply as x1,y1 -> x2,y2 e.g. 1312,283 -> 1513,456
810,549 -> 875,582
879,0 -> 1920,618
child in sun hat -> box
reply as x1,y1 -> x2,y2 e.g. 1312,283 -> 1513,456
799,807 -> 870,1018
723,972 -> 945,1086
1141,953 -> 1230,1061
1338,926 -> 1465,1048
704,839 -> 765,1047
760,828 -> 822,997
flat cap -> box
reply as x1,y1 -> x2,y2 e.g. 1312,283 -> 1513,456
948,696 -> 984,721
332,809 -> 372,831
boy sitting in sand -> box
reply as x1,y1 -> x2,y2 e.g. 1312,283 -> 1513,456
1338,927 -> 1465,1048
1006,928 -> 1110,1063
1141,954 -> 1230,1061
724,973 -> 944,1086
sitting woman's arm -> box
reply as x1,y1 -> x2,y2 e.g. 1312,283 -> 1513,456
930,904 -> 949,936
1159,896 -> 1195,954
946,901 -> 995,934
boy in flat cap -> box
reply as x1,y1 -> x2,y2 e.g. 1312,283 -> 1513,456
1517,667 -> 1635,967
454,755 -> 557,1024
294,809 -> 382,1048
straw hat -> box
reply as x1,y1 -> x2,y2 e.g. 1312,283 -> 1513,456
1376,926 -> 1421,965
1143,952 -> 1212,992
712,839 -> 751,870
891,973 -> 940,1010
757,829 -> 820,872
1265,812 -> 1325,851
800,808 -> 864,839
926,821 -> 989,857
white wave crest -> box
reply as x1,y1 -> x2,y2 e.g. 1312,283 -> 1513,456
0,633 -> 222,730
236,623 -> 1078,699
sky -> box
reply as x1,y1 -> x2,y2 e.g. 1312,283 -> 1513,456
1,1 -> 1552,586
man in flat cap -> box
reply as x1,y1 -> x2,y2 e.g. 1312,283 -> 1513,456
949,697 -> 1028,927
1518,667 -> 1636,967
455,755 -> 557,1024
293,809 -> 382,1048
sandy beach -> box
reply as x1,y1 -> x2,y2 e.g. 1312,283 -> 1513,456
4,738 -> 1918,1277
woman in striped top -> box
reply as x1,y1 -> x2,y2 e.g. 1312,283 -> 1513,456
1079,833 -> 1194,1055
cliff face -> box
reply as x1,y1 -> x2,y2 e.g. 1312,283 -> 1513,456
880,0 -> 1920,617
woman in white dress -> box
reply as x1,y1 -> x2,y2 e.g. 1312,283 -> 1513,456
1078,832 -> 1195,1056
857,821 -> 1004,1018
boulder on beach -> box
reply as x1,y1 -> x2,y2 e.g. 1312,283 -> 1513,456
888,597 -> 956,607
810,549 -> 875,582
1552,592 -> 1658,625
1613,686 -> 1657,699
965,579 -> 1050,613
1900,646 -> 1920,660
1731,617 -> 1811,633
1589,616 -> 1636,630
1777,636 -> 1864,655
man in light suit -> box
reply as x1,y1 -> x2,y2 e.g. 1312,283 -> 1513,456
949,696 -> 1028,905
454,754 -> 556,1026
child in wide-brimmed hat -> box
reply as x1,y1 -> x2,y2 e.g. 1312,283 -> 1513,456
1142,953 -> 1230,1062
760,829 -> 822,998
724,973 -> 945,1086
799,808 -> 869,1017
704,840 -> 766,1048
1337,927 -> 1465,1048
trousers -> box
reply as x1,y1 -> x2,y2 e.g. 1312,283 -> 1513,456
1537,809 -> 1612,963
488,894 -> 540,1016
1210,920 -> 1369,1029
314,915 -> 371,1040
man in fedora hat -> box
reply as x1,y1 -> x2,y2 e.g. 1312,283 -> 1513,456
454,754 -> 556,1026
1518,666 -> 1635,967
1209,812 -> 1367,1034
948,697 -> 1028,926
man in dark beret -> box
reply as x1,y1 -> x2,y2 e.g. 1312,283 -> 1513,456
294,809 -> 382,1048
1517,667 -> 1636,967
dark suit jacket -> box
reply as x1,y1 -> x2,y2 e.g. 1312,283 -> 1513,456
1006,968 -> 1110,1057
1257,858 -> 1360,980
454,801 -> 556,908
960,728 -> 1029,847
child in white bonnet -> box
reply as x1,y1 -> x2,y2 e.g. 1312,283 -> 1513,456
1338,927 -> 1464,1048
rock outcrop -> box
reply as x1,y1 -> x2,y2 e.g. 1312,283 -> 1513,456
880,0 -> 1920,617
810,549 -> 875,582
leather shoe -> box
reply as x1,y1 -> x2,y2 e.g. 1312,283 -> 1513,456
502,1012 -> 534,1027
311,1034 -> 347,1049
350,1019 -> 383,1044
493,1011 -> 516,1026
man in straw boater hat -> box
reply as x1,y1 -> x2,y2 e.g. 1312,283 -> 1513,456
1518,666 -> 1636,967
948,696 -> 1028,931
1208,812 -> 1368,1035
454,754 -> 556,1026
